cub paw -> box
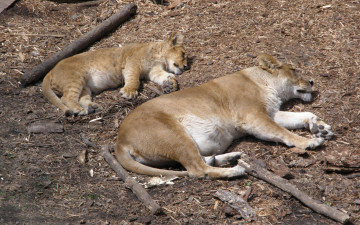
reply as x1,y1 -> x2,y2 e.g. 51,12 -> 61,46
120,88 -> 138,99
309,118 -> 333,140
88,103 -> 102,114
69,105 -> 87,116
162,76 -> 178,94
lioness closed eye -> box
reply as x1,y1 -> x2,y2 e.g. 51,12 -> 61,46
41,32 -> 188,116
115,54 -> 333,178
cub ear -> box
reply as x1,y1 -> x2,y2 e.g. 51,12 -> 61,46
168,31 -> 184,46
257,54 -> 282,71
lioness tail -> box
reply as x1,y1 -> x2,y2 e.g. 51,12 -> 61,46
115,144 -> 188,177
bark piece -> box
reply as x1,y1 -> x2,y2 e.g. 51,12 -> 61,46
20,3 -> 137,87
214,189 -> 256,220
27,121 -> 64,133
268,158 -> 293,179
101,145 -> 163,215
238,159 -> 351,224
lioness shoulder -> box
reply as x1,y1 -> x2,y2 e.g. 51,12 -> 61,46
42,32 -> 188,116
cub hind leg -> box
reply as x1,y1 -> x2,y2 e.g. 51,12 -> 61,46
79,87 -> 102,114
61,80 -> 87,116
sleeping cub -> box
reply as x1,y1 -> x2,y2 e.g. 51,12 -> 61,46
41,32 -> 188,116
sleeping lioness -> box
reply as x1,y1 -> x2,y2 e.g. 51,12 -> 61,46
115,54 -> 333,178
42,32 -> 187,116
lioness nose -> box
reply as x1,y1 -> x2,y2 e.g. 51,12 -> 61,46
309,80 -> 314,86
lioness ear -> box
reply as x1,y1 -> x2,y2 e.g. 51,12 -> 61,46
168,32 -> 184,46
257,54 -> 282,71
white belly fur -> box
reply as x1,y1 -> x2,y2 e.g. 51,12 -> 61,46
180,115 -> 239,156
87,68 -> 122,94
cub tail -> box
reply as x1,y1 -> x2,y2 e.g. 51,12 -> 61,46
115,143 -> 189,177
42,73 -> 72,116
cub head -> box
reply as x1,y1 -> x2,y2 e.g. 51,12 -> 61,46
164,32 -> 188,75
257,54 -> 314,102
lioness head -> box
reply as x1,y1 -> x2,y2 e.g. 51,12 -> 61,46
165,32 -> 188,75
258,54 -> 314,102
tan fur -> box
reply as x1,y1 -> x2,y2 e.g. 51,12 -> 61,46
42,32 -> 188,116
115,54 -> 333,178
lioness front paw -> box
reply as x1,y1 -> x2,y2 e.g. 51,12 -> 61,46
162,76 -> 178,94
120,88 -> 138,99
309,118 -> 333,140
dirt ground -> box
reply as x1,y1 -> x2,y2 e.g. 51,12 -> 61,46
1,0 -> 359,224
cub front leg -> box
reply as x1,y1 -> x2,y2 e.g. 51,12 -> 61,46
273,111 -> 333,140
120,67 -> 141,99
242,114 -> 324,149
148,65 -> 178,93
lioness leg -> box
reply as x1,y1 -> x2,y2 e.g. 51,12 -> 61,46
243,114 -> 324,149
273,111 -> 333,140
204,152 -> 243,167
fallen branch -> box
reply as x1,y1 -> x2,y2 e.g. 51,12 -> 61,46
238,159 -> 351,224
20,3 -> 137,87
101,145 -> 163,215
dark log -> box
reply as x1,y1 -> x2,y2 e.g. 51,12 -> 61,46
20,3 -> 137,87
238,159 -> 351,224
101,145 -> 163,215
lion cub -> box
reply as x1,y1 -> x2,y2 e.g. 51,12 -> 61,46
42,32 -> 188,116
114,54 -> 333,178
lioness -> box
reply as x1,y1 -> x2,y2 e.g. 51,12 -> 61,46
115,54 -> 333,178
42,32 -> 188,116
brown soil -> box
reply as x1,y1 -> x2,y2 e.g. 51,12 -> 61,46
1,0 -> 359,224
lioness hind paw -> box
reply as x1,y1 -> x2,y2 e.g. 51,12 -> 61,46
305,137 -> 324,149
228,165 -> 246,177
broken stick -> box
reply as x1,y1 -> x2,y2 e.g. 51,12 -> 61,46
238,159 -> 351,224
101,145 -> 163,215
20,3 -> 137,87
